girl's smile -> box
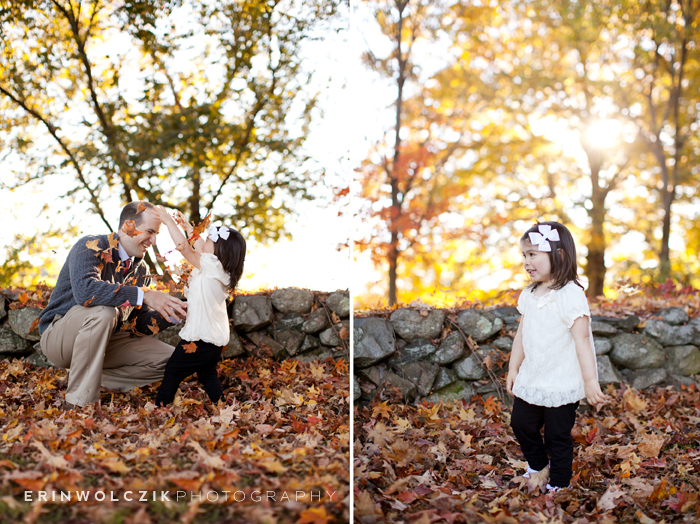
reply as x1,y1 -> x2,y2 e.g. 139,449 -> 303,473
521,240 -> 552,284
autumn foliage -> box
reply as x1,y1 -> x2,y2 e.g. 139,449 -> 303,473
355,378 -> 699,523
0,356 -> 349,523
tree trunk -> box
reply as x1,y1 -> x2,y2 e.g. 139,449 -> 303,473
659,185 -> 674,281
387,0 -> 408,307
388,230 -> 399,306
586,212 -> 606,299
655,143 -> 672,281
189,171 -> 202,224
583,146 -> 607,299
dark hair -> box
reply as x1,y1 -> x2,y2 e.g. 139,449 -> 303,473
213,227 -> 246,293
520,221 -> 583,292
118,201 -> 156,230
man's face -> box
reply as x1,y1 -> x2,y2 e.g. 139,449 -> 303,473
120,209 -> 162,258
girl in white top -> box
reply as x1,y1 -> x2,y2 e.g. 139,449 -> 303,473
507,222 -> 608,492
154,207 -> 246,406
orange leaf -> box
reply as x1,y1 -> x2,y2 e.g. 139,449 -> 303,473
148,317 -> 160,335
19,292 -> 29,304
123,221 -> 143,238
168,474 -> 204,492
86,239 -> 101,251
30,318 -> 40,333
189,213 -> 212,243
183,342 -> 197,354
296,507 -> 332,524
11,475 -> 46,492
100,249 -> 113,264
135,202 -> 146,215
108,233 -> 119,249
84,296 -> 97,306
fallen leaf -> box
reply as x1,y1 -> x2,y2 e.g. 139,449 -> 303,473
597,485 -> 626,512
101,459 -> 130,473
638,432 -> 665,459
296,506 -> 332,524
259,459 -> 287,474
187,441 -> 227,469
525,465 -> 549,494
183,342 -> 197,354
256,424 -> 274,436
32,441 -> 71,469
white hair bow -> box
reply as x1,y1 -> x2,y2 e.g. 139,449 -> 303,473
207,225 -> 230,242
528,224 -> 560,252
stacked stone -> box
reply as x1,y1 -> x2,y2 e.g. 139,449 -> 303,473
0,288 -> 349,368
353,305 -> 700,404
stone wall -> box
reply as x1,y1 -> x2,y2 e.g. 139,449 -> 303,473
0,288 -> 349,368
353,305 -> 700,404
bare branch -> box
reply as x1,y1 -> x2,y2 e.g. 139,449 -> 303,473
0,84 -> 112,230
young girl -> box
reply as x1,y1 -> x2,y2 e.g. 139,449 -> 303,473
154,207 -> 246,406
507,221 -> 607,492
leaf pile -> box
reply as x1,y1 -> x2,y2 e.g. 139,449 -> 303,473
0,356 -> 349,524
355,384 -> 700,523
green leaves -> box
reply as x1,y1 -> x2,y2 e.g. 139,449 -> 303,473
1,0 -> 340,248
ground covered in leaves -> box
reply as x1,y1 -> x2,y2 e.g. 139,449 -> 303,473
355,383 -> 700,523
0,356 -> 349,524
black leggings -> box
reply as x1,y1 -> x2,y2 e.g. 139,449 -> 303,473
155,339 -> 224,406
511,396 -> 579,488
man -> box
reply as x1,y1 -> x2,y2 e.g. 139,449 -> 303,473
39,201 -> 188,408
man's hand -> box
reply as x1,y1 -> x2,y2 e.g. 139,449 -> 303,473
154,206 -> 175,225
143,290 -> 187,322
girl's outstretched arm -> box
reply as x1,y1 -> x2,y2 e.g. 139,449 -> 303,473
571,316 -> 609,406
506,319 -> 525,396
155,207 -> 202,270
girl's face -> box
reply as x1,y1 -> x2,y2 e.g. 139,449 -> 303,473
521,240 -> 552,284
202,238 -> 216,254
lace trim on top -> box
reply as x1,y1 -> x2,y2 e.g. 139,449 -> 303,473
512,384 -> 584,408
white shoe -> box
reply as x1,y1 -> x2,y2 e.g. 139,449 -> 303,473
546,483 -> 569,493
522,465 -> 539,478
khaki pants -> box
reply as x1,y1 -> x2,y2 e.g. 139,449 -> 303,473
41,305 -> 175,407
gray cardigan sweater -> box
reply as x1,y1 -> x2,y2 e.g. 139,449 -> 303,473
39,233 -> 172,335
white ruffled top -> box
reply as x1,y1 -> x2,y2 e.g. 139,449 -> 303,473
512,281 -> 597,407
178,253 -> 231,346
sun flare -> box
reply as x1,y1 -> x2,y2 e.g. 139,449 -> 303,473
583,119 -> 623,150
